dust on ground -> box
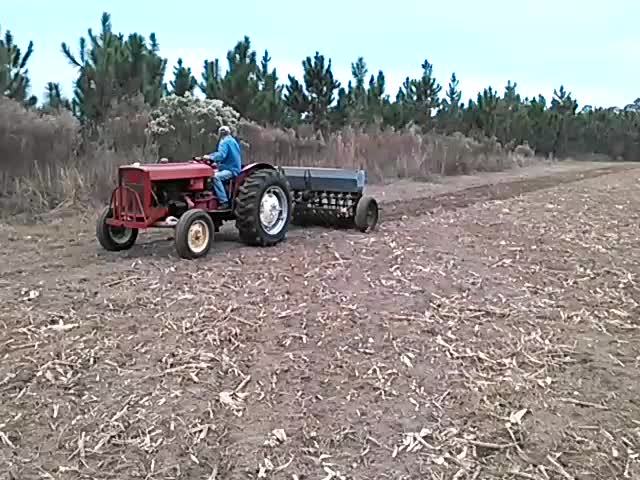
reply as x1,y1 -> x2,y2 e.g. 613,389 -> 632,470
1,161 -> 640,479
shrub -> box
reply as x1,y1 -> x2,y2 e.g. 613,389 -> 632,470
146,93 -> 242,160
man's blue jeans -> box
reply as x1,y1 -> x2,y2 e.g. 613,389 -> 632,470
213,169 -> 234,206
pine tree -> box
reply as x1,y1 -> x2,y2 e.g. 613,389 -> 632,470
495,80 -> 515,143
391,77 -> 417,128
283,75 -> 309,124
503,80 -> 519,106
169,58 -> 196,96
350,57 -> 368,106
218,36 -> 259,118
368,70 -> 386,102
257,50 -> 271,90
474,86 -> 500,137
41,82 -> 71,112
346,56 -> 375,126
252,50 -> 284,126
550,85 -> 578,156
285,51 -> 340,134
0,26 -> 37,106
331,86 -> 350,129
525,95 -> 557,155
445,73 -> 462,109
366,70 -> 388,126
437,72 -> 463,133
199,59 -> 222,99
302,52 -> 340,134
413,58 -> 442,129
61,12 -> 167,125
141,33 -> 169,107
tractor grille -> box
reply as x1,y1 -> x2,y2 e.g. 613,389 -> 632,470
114,182 -> 145,220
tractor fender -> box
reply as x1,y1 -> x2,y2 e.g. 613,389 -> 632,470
235,162 -> 276,186
240,162 -> 276,174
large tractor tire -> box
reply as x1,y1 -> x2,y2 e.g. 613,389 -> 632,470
174,209 -> 215,259
96,206 -> 138,251
235,168 -> 293,246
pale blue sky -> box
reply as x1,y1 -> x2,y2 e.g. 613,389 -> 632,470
3,0 -> 639,108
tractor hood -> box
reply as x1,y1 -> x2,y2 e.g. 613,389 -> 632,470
120,161 -> 214,182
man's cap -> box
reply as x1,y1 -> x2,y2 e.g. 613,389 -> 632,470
218,125 -> 231,135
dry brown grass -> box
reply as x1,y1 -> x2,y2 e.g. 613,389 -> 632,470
4,148 -> 151,214
0,97 -> 156,216
239,123 -> 537,181
0,98 -> 79,181
0,96 -> 540,217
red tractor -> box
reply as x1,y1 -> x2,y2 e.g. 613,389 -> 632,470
96,158 -> 293,259
97,156 -> 380,259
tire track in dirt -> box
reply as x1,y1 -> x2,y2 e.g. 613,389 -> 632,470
379,164 -> 639,221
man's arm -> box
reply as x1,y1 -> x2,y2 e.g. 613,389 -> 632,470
209,138 -> 229,163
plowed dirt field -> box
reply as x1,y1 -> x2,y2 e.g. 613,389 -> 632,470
2,161 -> 640,480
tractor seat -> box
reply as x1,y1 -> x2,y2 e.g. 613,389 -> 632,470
223,175 -> 239,197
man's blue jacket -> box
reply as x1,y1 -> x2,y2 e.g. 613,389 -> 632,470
209,135 -> 242,175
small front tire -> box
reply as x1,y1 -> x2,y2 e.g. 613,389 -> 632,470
174,209 -> 214,259
96,206 -> 138,251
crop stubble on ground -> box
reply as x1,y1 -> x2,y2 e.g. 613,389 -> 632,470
1,163 -> 640,479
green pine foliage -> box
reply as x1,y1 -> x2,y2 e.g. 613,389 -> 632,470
168,58 -> 196,97
60,12 -> 166,127
297,51 -> 341,135
5,11 -> 640,161
198,39 -> 284,127
41,82 -> 71,112
0,26 -> 37,106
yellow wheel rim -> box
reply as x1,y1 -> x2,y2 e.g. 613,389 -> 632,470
187,220 -> 210,253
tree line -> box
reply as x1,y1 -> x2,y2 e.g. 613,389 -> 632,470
2,12 -> 640,160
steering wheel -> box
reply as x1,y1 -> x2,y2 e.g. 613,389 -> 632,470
192,156 -> 217,169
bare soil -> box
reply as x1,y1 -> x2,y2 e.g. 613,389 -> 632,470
1,161 -> 640,480
365,159 -> 632,202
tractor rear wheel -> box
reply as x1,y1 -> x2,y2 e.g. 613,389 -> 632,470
354,195 -> 379,232
235,168 -> 292,246
174,209 -> 214,259
96,206 -> 138,251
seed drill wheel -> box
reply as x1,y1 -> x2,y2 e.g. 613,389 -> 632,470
174,209 -> 215,259
354,195 -> 379,232
235,168 -> 292,246
96,206 -> 138,251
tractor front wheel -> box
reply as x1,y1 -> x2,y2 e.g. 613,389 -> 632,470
174,209 -> 214,259
235,168 -> 292,246
96,206 -> 138,251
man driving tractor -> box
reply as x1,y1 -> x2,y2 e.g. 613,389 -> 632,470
202,125 -> 242,209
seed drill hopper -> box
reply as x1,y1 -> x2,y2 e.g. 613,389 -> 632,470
96,158 -> 379,259
281,166 -> 377,229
